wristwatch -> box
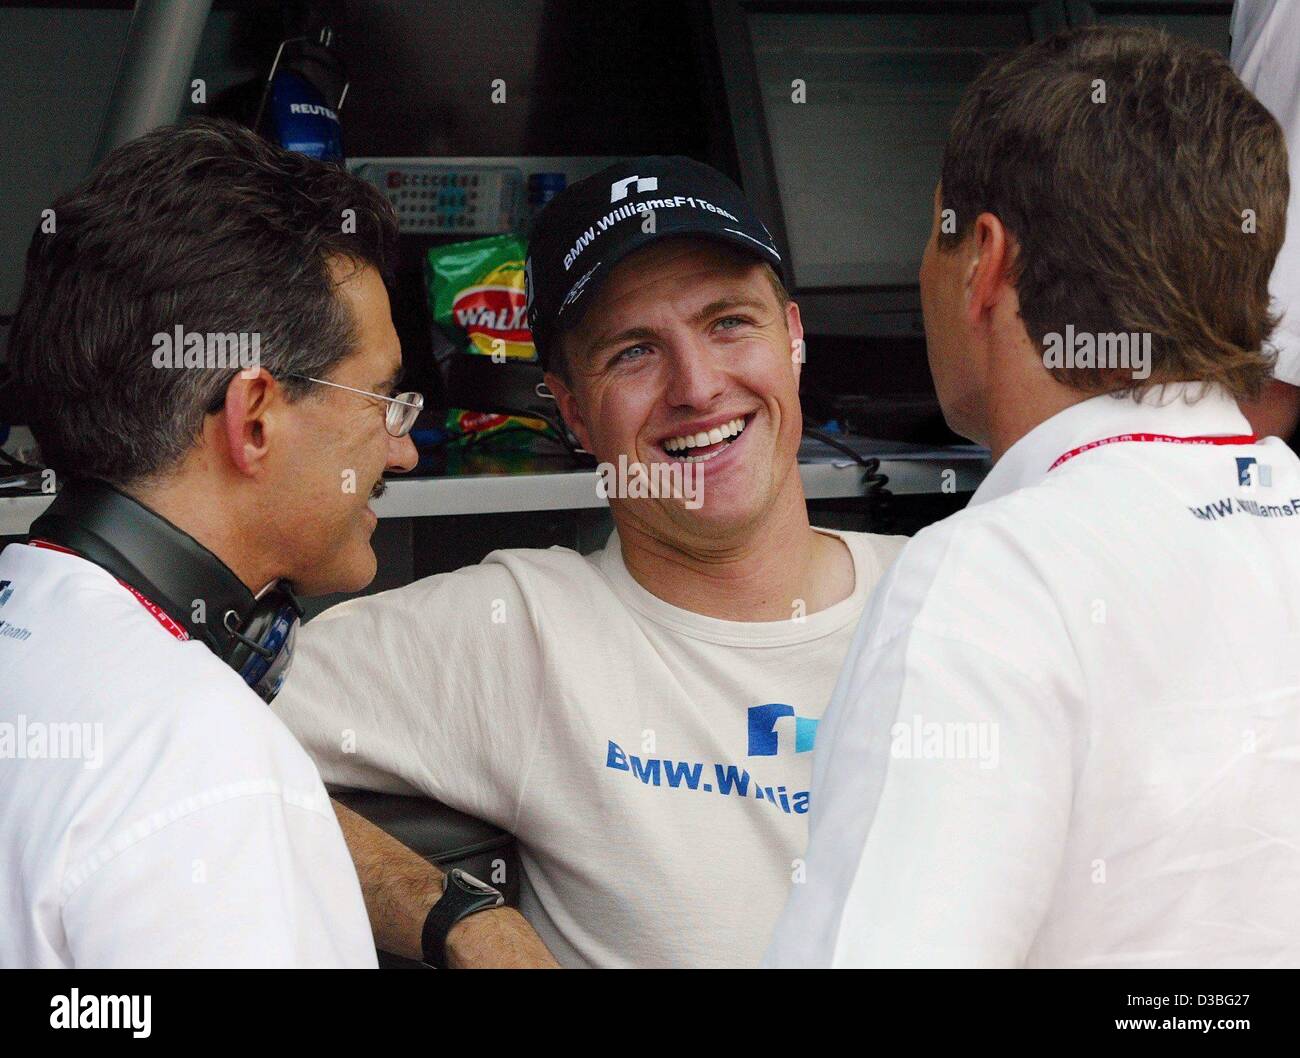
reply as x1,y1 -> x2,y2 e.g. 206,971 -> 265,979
420,868 -> 506,968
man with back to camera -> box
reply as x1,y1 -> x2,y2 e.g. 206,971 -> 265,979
766,26 -> 1300,967
0,118 -> 553,967
268,155 -> 910,968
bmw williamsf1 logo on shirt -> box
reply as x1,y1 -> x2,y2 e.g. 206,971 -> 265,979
1186,453 -> 1299,522
602,703 -> 817,816
0,578 -> 32,640
1236,456 -> 1272,488
747,703 -> 818,757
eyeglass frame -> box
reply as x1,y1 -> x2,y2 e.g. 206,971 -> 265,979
203,371 -> 425,437
286,374 -> 424,437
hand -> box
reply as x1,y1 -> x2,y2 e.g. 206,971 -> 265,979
445,906 -> 561,969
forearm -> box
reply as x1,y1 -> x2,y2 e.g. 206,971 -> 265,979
330,798 -> 559,968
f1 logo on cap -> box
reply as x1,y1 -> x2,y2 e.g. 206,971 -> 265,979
610,175 -> 658,203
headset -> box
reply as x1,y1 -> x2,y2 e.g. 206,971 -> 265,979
443,351 -> 592,462
28,478 -> 302,703
250,1 -> 349,162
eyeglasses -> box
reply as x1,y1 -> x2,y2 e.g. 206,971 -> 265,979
289,375 -> 425,437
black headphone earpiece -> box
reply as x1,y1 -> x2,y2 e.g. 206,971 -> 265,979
28,478 -> 302,702
250,2 -> 349,161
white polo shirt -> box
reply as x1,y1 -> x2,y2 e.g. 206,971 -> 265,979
1232,0 -> 1300,385
766,382 -> 1300,967
0,542 -> 377,968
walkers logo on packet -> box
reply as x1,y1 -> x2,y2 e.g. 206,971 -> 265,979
427,233 -> 548,446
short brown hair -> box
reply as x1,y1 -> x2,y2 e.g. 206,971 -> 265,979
8,118 -> 398,487
938,26 -> 1289,401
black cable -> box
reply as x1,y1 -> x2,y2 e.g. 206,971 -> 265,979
467,413 -> 592,464
0,446 -> 42,475
802,425 -> 895,534
462,423 -> 558,450
437,413 -> 593,465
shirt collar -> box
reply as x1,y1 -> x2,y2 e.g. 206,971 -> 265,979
969,381 -> 1253,507
593,528 -> 874,645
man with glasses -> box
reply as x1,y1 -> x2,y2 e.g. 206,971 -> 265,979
0,119 -> 554,967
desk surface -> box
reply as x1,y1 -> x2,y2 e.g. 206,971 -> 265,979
0,440 -> 990,535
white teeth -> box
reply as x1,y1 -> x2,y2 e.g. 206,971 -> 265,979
683,446 -> 726,463
662,416 -> 748,454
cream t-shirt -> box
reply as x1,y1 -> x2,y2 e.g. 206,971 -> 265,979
271,527 -> 905,967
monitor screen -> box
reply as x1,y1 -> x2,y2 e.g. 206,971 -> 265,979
1088,10 -> 1229,57
743,9 -> 1034,291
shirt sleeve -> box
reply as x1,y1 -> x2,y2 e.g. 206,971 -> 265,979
765,524 -> 1081,967
270,559 -> 545,831
61,792 -> 377,968
1232,0 -> 1300,385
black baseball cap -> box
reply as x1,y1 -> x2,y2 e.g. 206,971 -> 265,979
525,156 -> 786,369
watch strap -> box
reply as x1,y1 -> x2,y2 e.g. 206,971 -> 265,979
420,868 -> 506,969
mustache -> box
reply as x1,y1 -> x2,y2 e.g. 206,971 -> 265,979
370,478 -> 387,500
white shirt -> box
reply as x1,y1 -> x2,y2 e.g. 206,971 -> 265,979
1232,0 -> 1300,385
766,383 -> 1300,967
270,527 -> 906,968
0,543 -> 376,968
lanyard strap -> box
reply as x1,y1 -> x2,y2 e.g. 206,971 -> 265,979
1049,432 -> 1258,472
28,539 -> 190,641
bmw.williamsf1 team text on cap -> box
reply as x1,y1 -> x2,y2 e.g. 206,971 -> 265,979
524,156 -> 786,368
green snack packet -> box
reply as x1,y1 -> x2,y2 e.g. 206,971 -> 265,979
426,234 -> 547,446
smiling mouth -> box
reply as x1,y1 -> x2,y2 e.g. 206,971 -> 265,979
660,415 -> 751,463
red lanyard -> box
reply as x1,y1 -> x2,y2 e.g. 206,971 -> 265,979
28,539 -> 190,641
1049,432 -> 1257,472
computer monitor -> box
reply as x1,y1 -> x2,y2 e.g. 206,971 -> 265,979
1064,0 -> 1232,56
708,0 -> 1066,339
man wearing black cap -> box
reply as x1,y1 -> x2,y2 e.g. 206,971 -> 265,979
524,156 -> 788,356
271,158 -> 906,967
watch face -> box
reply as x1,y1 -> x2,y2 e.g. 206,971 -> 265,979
451,868 -> 503,901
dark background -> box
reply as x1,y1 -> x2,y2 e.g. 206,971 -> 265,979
0,0 -> 1238,603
